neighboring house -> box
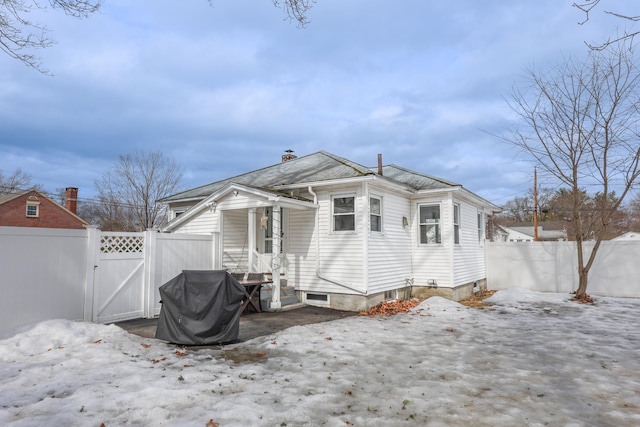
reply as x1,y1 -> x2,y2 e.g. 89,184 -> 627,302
160,151 -> 501,311
0,187 -> 87,230
612,231 -> 640,241
494,221 -> 568,242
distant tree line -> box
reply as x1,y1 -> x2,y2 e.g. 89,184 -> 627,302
0,150 -> 183,232
494,188 -> 640,241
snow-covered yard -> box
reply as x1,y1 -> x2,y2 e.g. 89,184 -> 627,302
1,289 -> 639,426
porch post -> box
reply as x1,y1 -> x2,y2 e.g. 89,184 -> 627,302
270,204 -> 282,309
248,209 -> 256,272
84,225 -> 100,322
142,229 -> 157,319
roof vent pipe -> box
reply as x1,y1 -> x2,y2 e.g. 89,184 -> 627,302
378,153 -> 383,176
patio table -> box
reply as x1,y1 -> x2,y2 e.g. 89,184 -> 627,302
239,279 -> 272,313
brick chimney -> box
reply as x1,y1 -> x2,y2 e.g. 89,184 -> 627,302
282,149 -> 297,163
65,187 -> 78,214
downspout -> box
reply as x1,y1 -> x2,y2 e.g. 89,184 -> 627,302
308,186 -> 367,295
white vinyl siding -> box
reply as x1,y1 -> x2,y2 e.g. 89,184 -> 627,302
287,208 -> 316,291
453,201 -> 487,285
366,189 -> 412,294
298,187 -> 365,294
172,208 -> 218,234
412,197 -> 451,287
222,209 -> 248,271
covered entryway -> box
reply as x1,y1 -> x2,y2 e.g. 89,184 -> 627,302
198,184 -> 316,310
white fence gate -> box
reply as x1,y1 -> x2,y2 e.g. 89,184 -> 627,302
0,226 -> 217,336
90,231 -> 147,324
85,228 -> 218,324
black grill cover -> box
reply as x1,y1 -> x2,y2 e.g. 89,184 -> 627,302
155,270 -> 244,345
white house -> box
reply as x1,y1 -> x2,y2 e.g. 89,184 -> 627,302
612,231 -> 640,240
160,151 -> 501,311
494,222 -> 568,242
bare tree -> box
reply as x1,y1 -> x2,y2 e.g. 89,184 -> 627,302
93,150 -> 183,231
208,0 -> 315,27
0,0 -> 101,73
574,1 -> 640,50
273,0 -> 315,27
0,168 -> 39,194
507,42 -> 640,301
3,0 -> 314,73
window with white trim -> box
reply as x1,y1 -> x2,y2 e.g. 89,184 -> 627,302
26,202 -> 39,217
453,203 -> 460,244
332,195 -> 355,232
369,196 -> 382,232
477,212 -> 484,243
419,204 -> 441,244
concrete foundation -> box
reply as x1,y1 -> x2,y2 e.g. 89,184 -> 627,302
411,279 -> 487,302
305,278 -> 488,312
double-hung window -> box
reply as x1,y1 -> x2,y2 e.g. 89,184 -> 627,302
453,203 -> 460,244
370,196 -> 382,233
26,202 -> 39,218
419,204 -> 441,244
477,212 -> 484,243
333,195 -> 355,232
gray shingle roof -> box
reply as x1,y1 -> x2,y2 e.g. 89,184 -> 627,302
161,150 -> 460,203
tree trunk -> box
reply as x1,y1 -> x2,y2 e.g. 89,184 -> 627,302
575,267 -> 589,299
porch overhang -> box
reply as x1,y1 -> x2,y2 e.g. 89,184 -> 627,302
163,182 -> 317,232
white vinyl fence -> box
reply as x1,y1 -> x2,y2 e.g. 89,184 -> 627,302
486,240 -> 640,298
0,226 -> 217,336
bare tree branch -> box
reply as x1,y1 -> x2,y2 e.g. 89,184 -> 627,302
273,0 -> 315,27
0,0 -> 101,74
574,1 -> 640,50
0,168 -> 38,194
93,150 -> 183,231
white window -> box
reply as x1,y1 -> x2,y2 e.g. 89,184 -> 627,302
26,202 -> 39,217
477,212 -> 484,243
453,203 -> 460,244
419,204 -> 441,244
370,196 -> 382,232
332,195 -> 355,232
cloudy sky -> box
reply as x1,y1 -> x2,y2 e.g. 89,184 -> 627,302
0,0 -> 629,205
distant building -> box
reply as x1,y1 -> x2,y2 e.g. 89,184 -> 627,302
494,221 -> 567,242
612,231 -> 640,241
0,188 -> 87,229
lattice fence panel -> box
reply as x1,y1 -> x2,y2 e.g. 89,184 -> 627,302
100,234 -> 144,253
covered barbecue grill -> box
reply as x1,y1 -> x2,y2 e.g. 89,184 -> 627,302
155,270 -> 245,345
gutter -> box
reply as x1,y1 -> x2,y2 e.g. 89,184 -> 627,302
308,186 -> 367,295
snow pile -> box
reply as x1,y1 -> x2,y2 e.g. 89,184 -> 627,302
1,289 -> 639,426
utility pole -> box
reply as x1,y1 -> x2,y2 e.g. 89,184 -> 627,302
533,167 -> 539,241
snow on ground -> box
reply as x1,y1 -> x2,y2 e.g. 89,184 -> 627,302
1,289 -> 639,426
